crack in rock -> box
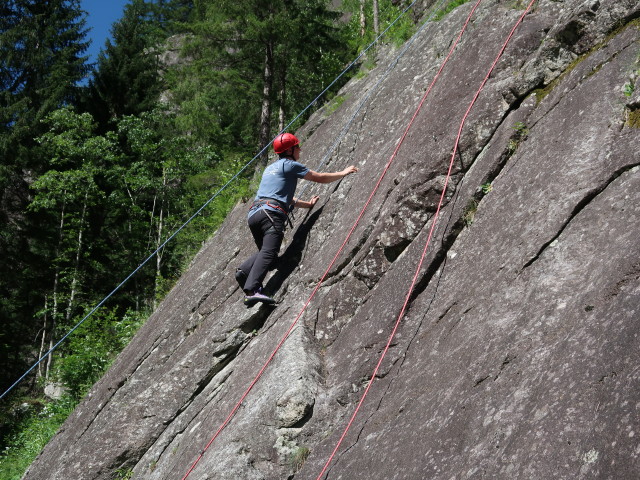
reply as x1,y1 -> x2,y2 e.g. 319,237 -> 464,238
521,162 -> 640,271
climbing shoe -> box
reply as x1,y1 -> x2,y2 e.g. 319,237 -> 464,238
244,289 -> 276,307
235,268 -> 248,289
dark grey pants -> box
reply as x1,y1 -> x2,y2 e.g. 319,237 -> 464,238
238,208 -> 285,293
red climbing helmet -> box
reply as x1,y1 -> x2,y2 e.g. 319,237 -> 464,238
273,133 -> 300,154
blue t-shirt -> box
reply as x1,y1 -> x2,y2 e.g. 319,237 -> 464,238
249,157 -> 309,217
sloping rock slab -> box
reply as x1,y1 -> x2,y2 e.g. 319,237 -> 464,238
23,1 -> 639,479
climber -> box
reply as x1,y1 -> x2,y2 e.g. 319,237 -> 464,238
237,132 -> 359,307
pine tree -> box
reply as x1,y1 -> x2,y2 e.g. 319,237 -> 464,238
153,0 -> 196,31
84,0 -> 164,129
0,0 -> 89,174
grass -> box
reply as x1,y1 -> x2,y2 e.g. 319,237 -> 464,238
507,121 -> 529,154
324,95 -> 347,116
290,446 -> 310,472
433,0 -> 472,22
462,199 -> 479,226
115,468 -> 134,479
463,183 -> 494,227
355,55 -> 379,79
0,398 -> 75,480
510,0 -> 532,9
626,109 -> 640,128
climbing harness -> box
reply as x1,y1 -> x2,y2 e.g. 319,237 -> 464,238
251,197 -> 289,215
250,197 -> 293,230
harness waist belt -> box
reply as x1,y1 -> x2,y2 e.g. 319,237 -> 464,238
252,197 -> 289,215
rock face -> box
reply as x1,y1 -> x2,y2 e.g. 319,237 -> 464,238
23,1 -> 640,479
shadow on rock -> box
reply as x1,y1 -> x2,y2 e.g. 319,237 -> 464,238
265,206 -> 324,295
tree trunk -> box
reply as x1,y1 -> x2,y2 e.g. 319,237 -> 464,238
153,170 -> 166,310
359,0 -> 366,37
46,202 -> 66,382
65,192 -> 88,324
257,41 -> 274,169
373,0 -> 380,35
37,295 -> 49,381
278,65 -> 287,133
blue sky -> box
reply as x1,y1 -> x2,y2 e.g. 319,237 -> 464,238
81,0 -> 130,66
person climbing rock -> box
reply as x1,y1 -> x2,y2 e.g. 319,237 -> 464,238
237,132 -> 358,307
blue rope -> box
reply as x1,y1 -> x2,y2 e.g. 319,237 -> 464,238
1,0 -> 441,401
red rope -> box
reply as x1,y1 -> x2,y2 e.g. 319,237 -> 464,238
181,1 -> 484,477
314,1 -> 537,478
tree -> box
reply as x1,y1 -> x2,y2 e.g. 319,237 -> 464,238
373,0 -> 380,35
272,0 -> 348,134
29,108 -> 113,382
0,0 -> 89,175
84,0 -> 164,129
152,0 -> 196,31
344,0 -> 415,51
27,106 -> 218,383
111,110 -> 203,307
358,0 -> 380,36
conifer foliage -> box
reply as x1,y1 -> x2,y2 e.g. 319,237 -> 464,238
85,0 -> 163,126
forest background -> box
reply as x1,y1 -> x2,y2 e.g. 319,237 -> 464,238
0,0 -> 430,477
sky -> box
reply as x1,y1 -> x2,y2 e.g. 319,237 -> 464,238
81,0 -> 130,66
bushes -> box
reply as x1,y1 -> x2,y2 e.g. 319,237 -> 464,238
54,309 -> 146,401
0,398 -> 75,480
0,308 -> 145,479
